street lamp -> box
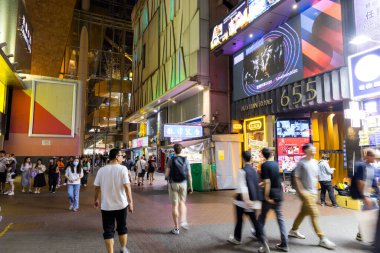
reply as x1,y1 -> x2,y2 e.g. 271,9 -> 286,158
350,35 -> 380,45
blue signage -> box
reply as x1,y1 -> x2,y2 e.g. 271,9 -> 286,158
164,125 -> 203,139
348,46 -> 380,100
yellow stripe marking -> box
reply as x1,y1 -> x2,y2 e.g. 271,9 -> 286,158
0,223 -> 13,238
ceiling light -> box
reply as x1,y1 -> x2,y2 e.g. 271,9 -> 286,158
198,85 -> 204,91
249,34 -> 253,38
172,100 -> 177,104
349,35 -> 372,45
140,116 -> 144,119
153,109 -> 158,113
292,4 -> 298,9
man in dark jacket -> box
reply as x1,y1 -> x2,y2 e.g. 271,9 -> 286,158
228,151 -> 270,253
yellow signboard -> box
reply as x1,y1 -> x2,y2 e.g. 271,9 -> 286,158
218,150 -> 225,161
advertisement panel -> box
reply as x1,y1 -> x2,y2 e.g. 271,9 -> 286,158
348,46 -> 380,100
233,0 -> 344,101
354,0 -> 380,50
131,136 -> 148,148
244,116 -> 267,164
276,119 -> 311,171
210,0 -> 281,50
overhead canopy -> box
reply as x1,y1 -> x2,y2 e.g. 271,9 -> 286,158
0,48 -> 25,88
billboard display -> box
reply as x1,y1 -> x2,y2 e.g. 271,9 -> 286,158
276,119 -> 311,171
210,0 -> 281,50
233,0 -> 344,101
348,46 -> 380,100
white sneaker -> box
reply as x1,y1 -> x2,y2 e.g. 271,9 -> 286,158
319,237 -> 336,249
288,230 -> 306,239
63,183 -> 67,186
8,192 -> 14,196
228,235 -> 241,245
69,205 -> 74,211
171,228 -> 180,235
258,240 -> 270,253
4,191 -> 10,195
180,222 -> 189,230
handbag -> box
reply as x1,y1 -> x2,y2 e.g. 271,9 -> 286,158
31,170 -> 38,178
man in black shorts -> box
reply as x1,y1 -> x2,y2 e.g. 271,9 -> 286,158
94,149 -> 133,253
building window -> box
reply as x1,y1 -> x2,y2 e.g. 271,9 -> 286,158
142,44 -> 146,69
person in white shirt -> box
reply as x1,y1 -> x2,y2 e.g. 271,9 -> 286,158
65,158 -> 83,212
94,148 -> 133,253
136,156 -> 147,186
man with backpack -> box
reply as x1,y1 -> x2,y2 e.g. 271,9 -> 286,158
289,144 -> 336,250
350,149 -> 379,242
165,144 -> 193,235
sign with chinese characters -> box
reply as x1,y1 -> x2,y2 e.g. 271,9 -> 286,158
131,136 -> 148,148
354,0 -> 380,50
348,46 -> 380,100
210,0 -> 281,50
163,125 -> 203,139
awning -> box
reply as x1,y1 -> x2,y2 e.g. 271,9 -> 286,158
161,138 -> 210,149
0,48 -> 26,89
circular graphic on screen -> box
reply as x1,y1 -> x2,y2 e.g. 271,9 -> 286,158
354,54 -> 380,82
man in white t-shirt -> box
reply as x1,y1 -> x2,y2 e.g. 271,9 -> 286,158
94,148 -> 134,253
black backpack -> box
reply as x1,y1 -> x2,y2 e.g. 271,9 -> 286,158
169,156 -> 187,183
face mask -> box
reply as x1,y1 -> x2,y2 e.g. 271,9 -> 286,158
73,161 -> 79,166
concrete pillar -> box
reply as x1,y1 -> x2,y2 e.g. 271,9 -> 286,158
77,26 -> 88,154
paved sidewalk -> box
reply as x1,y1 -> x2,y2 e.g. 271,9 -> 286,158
0,173 -> 375,252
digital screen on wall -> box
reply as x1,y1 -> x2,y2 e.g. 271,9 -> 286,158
233,0 -> 344,101
276,119 -> 311,171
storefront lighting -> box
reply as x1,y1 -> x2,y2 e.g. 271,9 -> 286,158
198,85 -> 204,91
153,109 -> 158,113
249,34 -> 253,38
140,116 -> 144,119
172,100 -> 177,104
292,4 -> 298,10
350,35 -> 380,45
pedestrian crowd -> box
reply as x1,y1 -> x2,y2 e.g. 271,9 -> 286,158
1,145 -> 380,253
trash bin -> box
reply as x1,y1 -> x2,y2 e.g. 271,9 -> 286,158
190,163 -> 203,191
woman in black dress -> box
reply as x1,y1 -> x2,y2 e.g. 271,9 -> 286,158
33,159 -> 46,194
147,155 -> 156,186
48,158 -> 59,193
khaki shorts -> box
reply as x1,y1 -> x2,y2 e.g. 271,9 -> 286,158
168,181 -> 187,204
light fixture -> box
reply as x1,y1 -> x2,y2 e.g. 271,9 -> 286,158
140,116 -> 144,119
350,35 -> 372,45
198,85 -> 204,91
349,35 -> 380,45
249,34 -> 253,38
153,109 -> 158,113
172,100 -> 177,104
292,4 -> 298,9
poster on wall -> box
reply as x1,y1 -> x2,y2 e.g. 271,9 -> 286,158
29,79 -> 76,137
233,0 -> 344,101
276,119 -> 311,171
354,0 -> 380,50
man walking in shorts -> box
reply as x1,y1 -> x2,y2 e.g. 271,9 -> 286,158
165,144 -> 193,235
94,148 -> 133,253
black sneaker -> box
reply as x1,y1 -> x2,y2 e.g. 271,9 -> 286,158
356,233 -> 362,241
275,243 -> 289,252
